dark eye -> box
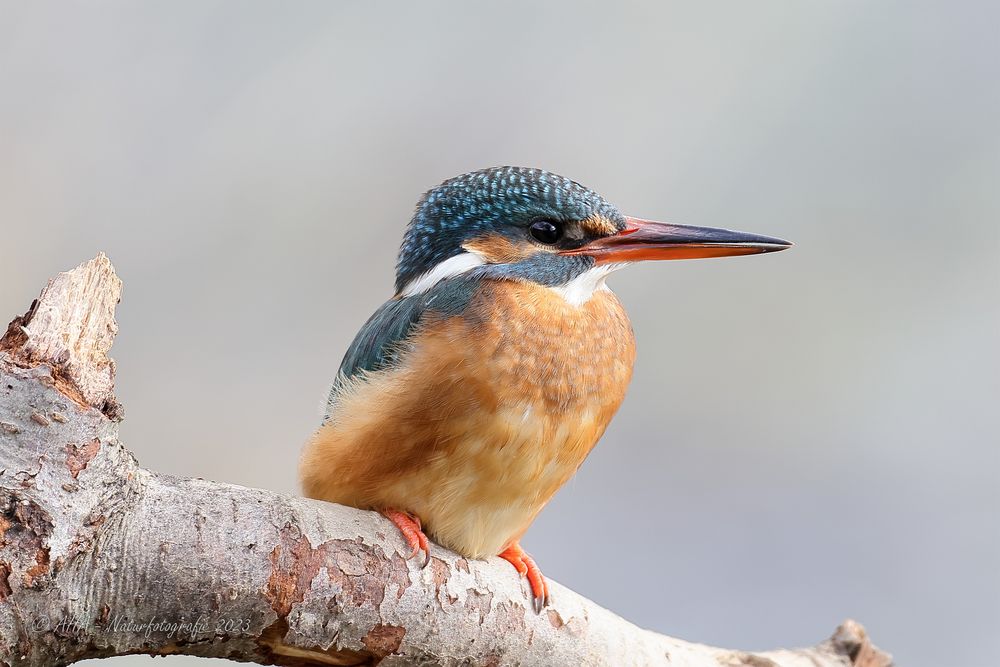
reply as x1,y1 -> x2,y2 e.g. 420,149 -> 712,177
529,220 -> 563,244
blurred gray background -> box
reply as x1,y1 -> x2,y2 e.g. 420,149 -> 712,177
1,2 -> 997,666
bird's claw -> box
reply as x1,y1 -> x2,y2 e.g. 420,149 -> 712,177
381,509 -> 431,569
499,542 -> 550,614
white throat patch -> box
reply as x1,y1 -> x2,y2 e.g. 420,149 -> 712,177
549,263 -> 628,306
399,251 -> 486,297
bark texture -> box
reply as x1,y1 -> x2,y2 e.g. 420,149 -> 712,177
0,255 -> 893,667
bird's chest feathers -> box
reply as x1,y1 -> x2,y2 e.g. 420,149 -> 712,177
398,278 -> 636,499
423,280 -> 636,485
407,280 -> 636,552
466,280 -> 636,417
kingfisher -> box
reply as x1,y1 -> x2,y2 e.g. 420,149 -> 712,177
300,166 -> 790,612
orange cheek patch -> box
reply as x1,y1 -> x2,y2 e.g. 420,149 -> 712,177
580,215 -> 620,237
462,234 -> 538,263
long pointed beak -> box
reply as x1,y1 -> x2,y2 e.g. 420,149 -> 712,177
560,217 -> 792,263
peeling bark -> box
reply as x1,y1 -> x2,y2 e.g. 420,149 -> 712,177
0,255 -> 894,667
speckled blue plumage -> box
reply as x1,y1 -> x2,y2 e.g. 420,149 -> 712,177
396,166 -> 624,292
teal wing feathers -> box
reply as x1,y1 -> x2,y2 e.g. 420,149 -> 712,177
325,276 -> 481,415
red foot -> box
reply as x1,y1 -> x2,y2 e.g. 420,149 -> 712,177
499,542 -> 549,613
381,509 -> 431,568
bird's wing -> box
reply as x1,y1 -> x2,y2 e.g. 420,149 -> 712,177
325,276 -> 481,415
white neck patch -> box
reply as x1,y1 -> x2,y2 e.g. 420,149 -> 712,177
549,263 -> 628,306
400,252 -> 627,307
398,251 -> 486,297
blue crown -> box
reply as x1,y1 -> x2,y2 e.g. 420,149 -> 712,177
395,166 -> 622,292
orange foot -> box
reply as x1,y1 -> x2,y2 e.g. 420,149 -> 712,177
499,542 -> 550,613
381,509 -> 431,568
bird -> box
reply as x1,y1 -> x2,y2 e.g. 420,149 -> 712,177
300,166 -> 790,612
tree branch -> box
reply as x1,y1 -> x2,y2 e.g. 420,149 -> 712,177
0,255 -> 893,667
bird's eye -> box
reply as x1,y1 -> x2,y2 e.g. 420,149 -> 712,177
529,220 -> 563,244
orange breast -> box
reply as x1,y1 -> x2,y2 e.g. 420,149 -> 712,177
300,279 -> 635,558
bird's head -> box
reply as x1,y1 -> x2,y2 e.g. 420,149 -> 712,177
395,166 -> 790,301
